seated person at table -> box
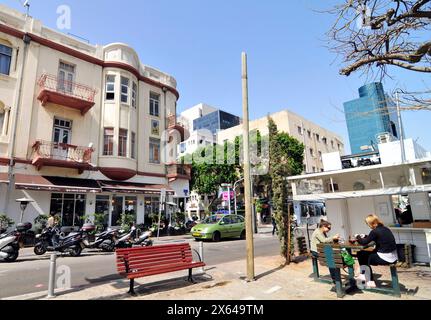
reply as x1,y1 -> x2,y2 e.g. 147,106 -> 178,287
355,214 -> 398,288
311,220 -> 341,282
311,220 -> 340,255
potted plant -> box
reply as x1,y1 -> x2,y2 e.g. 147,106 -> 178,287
33,214 -> 49,234
0,214 -> 14,233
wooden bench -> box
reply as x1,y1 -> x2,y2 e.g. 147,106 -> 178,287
313,244 -> 401,298
116,243 -> 206,295
312,243 -> 355,298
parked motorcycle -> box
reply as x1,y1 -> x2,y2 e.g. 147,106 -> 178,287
0,222 -> 32,262
34,226 -> 84,257
81,223 -> 117,252
115,226 -> 153,248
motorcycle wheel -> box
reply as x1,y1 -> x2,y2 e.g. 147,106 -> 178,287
69,247 -> 82,257
34,244 -> 47,256
4,249 -> 19,262
102,240 -> 115,252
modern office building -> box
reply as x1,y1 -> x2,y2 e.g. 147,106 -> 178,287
193,110 -> 241,135
0,5 -> 190,228
178,104 -> 240,157
343,82 -> 401,155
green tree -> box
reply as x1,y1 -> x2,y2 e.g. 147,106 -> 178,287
188,143 -> 239,212
268,116 -> 304,262
0,214 -> 14,233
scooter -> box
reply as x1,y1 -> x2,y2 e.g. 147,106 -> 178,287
81,223 -> 118,252
34,226 -> 84,257
0,222 -> 32,263
115,226 -> 153,248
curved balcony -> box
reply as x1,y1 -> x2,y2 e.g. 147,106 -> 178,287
167,163 -> 191,182
167,114 -> 185,141
37,74 -> 97,115
31,140 -> 94,173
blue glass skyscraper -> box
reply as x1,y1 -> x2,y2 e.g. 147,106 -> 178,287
343,82 -> 400,154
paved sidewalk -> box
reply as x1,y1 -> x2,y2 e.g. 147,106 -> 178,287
11,254 -> 429,301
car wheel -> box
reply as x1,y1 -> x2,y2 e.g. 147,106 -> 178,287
240,230 -> 246,240
212,231 -> 221,242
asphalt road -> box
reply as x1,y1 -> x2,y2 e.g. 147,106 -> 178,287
0,233 -> 280,299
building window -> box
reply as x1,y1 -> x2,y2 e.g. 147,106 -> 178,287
118,128 -> 128,157
106,75 -> 115,101
338,143 -> 341,151
150,92 -> 160,117
318,151 -> 322,160
307,130 -> 311,138
315,134 -> 320,142
103,128 -> 114,156
50,193 -> 86,227
331,140 -> 334,148
58,61 -> 75,93
312,167 -> 316,172
131,82 -> 137,108
310,148 -> 314,157
149,138 -> 160,164
131,132 -> 136,159
0,44 -> 12,76
121,77 -> 129,104
151,120 -> 160,135
297,126 -> 302,135
322,137 -> 327,145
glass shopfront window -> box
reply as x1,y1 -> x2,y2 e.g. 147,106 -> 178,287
95,195 -> 110,229
111,195 -> 137,226
144,196 -> 160,222
50,193 -> 86,227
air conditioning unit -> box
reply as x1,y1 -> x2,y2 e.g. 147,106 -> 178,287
376,132 -> 393,144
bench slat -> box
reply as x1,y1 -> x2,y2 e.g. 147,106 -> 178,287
117,251 -> 192,264
117,256 -> 195,272
126,262 -> 205,279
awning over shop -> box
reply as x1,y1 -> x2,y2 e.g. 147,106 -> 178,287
14,174 -> 102,193
0,173 -> 176,195
292,184 -> 431,201
98,181 -> 175,195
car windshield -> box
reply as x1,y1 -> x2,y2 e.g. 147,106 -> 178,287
202,215 -> 224,224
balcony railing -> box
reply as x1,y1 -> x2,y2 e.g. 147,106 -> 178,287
37,74 -> 97,115
31,140 -> 94,173
167,164 -> 191,180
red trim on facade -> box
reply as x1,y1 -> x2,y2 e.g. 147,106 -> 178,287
99,167 -> 137,181
0,24 -> 180,100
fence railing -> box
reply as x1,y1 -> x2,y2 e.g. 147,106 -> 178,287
38,73 -> 97,103
32,140 -> 94,163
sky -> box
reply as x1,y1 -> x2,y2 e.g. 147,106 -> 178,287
2,0 -> 431,153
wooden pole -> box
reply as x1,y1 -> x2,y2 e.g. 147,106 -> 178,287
242,52 -> 255,281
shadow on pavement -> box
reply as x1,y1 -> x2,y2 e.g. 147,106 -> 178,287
90,274 -> 214,300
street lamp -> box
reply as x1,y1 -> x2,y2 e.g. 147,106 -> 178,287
16,197 -> 34,223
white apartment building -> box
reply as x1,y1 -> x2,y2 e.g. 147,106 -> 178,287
217,109 -> 345,174
0,5 -> 189,228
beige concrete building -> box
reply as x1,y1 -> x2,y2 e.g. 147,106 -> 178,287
217,109 -> 345,174
0,5 -> 189,228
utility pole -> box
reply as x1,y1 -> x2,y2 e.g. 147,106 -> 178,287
395,91 -> 406,164
242,52 -> 255,281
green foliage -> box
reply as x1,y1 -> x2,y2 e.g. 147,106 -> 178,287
94,213 -> 108,232
255,199 -> 263,214
33,214 -> 49,233
120,213 -> 136,232
0,214 -> 14,232
190,143 -> 239,202
268,116 -> 304,261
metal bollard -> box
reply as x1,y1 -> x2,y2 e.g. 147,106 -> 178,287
47,253 -> 57,298
199,241 -> 205,273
